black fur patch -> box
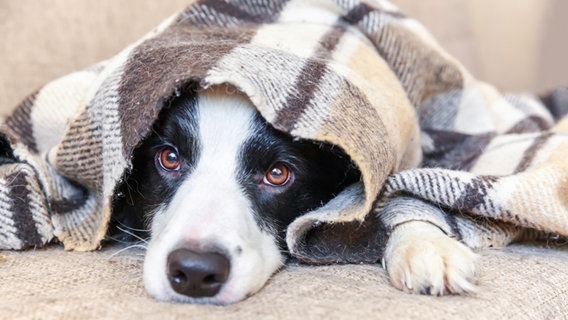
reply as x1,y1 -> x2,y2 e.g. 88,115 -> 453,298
110,92 -> 200,241
239,113 -> 360,243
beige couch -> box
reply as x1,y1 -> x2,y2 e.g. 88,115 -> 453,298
1,1 -> 567,318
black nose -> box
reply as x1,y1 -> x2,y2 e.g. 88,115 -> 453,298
166,248 -> 230,298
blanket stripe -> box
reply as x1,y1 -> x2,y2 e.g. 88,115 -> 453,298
0,163 -> 51,249
4,92 -> 39,154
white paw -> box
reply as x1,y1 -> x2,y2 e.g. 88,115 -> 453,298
383,221 -> 478,296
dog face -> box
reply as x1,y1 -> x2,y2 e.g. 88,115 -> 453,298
113,87 -> 359,304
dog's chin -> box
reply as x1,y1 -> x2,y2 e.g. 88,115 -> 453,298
142,234 -> 284,305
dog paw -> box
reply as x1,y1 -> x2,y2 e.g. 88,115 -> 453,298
383,221 -> 477,296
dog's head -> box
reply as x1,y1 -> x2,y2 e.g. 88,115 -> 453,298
113,87 -> 359,304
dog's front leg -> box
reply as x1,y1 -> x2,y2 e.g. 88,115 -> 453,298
382,220 -> 478,296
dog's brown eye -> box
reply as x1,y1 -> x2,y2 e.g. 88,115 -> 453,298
264,162 -> 291,186
158,147 -> 181,171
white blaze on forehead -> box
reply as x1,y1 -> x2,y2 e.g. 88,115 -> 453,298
150,88 -> 257,239
156,90 -> 257,241
196,90 -> 257,181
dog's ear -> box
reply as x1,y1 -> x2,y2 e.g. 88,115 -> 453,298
291,211 -> 388,265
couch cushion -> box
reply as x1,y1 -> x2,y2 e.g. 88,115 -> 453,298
1,244 -> 566,318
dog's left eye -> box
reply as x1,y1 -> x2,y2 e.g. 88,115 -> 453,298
157,147 -> 181,171
264,162 -> 292,186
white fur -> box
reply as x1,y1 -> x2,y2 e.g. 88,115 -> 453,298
383,221 -> 478,295
143,91 -> 284,305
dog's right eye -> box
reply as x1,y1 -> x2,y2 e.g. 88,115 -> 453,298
157,147 -> 181,171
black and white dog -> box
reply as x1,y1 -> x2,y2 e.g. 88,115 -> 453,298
112,86 -> 360,304
112,86 -> 476,304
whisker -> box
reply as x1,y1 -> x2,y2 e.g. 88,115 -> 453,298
116,221 -> 150,234
105,235 -> 137,244
108,243 -> 147,260
116,225 -> 149,244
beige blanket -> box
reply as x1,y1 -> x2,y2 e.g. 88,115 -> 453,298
1,0 -> 567,267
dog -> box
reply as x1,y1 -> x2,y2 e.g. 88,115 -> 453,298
111,86 -> 477,304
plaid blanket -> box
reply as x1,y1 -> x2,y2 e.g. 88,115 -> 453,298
1,0 -> 567,264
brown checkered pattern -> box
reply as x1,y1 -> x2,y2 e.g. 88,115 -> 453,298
1,0 -> 566,264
